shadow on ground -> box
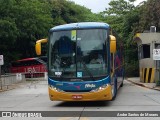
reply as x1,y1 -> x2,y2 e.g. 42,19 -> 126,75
55,101 -> 111,107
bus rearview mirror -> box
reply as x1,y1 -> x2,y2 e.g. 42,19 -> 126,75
35,39 -> 48,55
110,35 -> 116,53
35,42 -> 41,55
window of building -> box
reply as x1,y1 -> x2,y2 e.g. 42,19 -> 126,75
139,44 -> 150,59
155,43 -> 160,49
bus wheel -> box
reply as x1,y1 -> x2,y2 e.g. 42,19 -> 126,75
112,78 -> 117,100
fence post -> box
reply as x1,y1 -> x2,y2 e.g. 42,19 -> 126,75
44,72 -> 48,80
0,66 -> 2,90
16,73 -> 22,82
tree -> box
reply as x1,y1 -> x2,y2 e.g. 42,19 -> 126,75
101,0 -> 140,77
50,0 -> 100,25
0,0 -> 19,63
105,0 -> 135,15
0,0 -> 101,71
0,0 -> 53,69
13,0 -> 53,58
137,0 -> 160,32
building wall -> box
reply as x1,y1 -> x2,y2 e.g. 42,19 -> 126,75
135,33 -> 160,83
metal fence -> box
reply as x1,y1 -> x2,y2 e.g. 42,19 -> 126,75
0,73 -> 25,90
25,72 -> 48,79
0,72 -> 48,90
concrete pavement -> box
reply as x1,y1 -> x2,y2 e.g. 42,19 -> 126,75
0,80 -> 45,92
1,77 -> 160,92
127,77 -> 160,91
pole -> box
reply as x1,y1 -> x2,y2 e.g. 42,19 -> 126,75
156,60 -> 160,86
0,55 -> 4,90
0,65 -> 2,89
159,60 -> 160,85
156,60 -> 158,85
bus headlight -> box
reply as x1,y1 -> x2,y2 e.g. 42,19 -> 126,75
91,84 -> 109,92
49,85 -> 64,92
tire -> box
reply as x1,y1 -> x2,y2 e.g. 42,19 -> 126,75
112,78 -> 117,100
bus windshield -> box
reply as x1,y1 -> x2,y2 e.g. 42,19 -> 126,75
49,29 -> 108,81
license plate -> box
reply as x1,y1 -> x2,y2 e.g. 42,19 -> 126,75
72,95 -> 83,99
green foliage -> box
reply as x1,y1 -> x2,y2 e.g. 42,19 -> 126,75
103,0 -> 160,77
137,0 -> 160,32
102,0 -> 140,77
50,0 -> 100,24
0,0 -> 53,62
0,0 -> 99,69
1,0 -> 159,77
105,0 -> 135,15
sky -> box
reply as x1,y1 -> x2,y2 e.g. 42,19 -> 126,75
69,0 -> 146,13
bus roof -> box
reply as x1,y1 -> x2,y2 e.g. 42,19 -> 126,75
50,22 -> 110,32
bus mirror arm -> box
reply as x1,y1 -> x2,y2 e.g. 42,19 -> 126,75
35,39 -> 48,55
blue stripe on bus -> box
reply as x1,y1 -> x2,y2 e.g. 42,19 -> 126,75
48,76 -> 110,91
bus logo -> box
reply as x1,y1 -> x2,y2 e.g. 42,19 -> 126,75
85,84 -> 96,88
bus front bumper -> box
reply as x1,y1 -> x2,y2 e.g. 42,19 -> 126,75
48,85 -> 113,101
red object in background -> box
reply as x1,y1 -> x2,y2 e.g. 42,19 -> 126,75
10,56 -> 47,78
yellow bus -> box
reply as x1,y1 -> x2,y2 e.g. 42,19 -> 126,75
35,22 -> 124,101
